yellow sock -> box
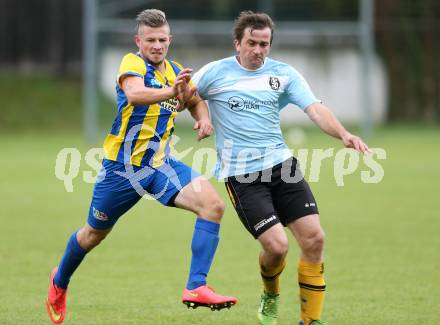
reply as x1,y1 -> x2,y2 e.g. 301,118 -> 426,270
260,256 -> 286,295
298,260 -> 325,324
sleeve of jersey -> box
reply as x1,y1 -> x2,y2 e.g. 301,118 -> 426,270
116,53 -> 146,88
285,67 -> 320,110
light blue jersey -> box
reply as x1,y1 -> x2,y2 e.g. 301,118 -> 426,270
193,56 -> 319,179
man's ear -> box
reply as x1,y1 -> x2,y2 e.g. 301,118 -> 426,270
234,39 -> 240,53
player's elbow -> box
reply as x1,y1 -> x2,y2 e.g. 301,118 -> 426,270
125,91 -> 143,106
306,103 -> 333,127
305,102 -> 321,121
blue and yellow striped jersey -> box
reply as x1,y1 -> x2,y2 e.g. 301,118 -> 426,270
103,53 -> 185,168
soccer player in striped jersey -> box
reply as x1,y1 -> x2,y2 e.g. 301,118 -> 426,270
192,11 -> 369,325
45,9 -> 236,324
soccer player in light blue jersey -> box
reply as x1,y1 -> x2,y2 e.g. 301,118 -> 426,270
45,9 -> 236,324
193,11 -> 369,325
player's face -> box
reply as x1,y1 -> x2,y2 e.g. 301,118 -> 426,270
135,24 -> 172,66
235,27 -> 271,70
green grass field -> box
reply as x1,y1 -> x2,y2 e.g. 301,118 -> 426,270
1,126 -> 439,324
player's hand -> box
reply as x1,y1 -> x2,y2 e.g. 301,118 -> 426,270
174,68 -> 197,111
177,71 -> 197,103
175,83 -> 198,112
341,132 -> 371,154
193,118 -> 213,141
178,85 -> 198,104
174,68 -> 192,89
173,68 -> 193,107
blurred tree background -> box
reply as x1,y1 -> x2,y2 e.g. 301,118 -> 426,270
0,0 -> 439,130
376,0 -> 440,123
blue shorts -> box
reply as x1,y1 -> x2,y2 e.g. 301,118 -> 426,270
87,158 -> 199,230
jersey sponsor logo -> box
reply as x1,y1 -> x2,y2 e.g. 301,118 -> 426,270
227,96 -> 277,111
160,96 -> 180,112
150,78 -> 162,88
228,96 -> 246,111
254,215 -> 277,231
93,207 -> 108,221
269,76 -> 280,90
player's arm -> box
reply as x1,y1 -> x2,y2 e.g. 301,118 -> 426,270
121,68 -> 192,105
305,102 -> 370,153
186,95 -> 213,141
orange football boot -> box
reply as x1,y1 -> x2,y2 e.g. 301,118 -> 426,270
45,267 -> 67,324
182,285 -> 237,310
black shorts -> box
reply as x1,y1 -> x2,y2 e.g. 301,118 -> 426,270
225,157 -> 319,239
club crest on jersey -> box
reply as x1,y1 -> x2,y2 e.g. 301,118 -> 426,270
93,207 -> 108,221
269,76 -> 280,90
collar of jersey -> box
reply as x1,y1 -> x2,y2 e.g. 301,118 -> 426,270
234,55 -> 267,72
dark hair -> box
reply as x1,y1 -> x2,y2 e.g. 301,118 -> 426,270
233,11 -> 274,44
136,9 -> 168,32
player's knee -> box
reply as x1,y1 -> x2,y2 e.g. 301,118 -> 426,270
265,236 -> 289,260
199,197 -> 225,222
304,229 -> 325,255
212,199 -> 225,219
78,226 -> 110,251
312,229 -> 325,252
318,229 -> 325,246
